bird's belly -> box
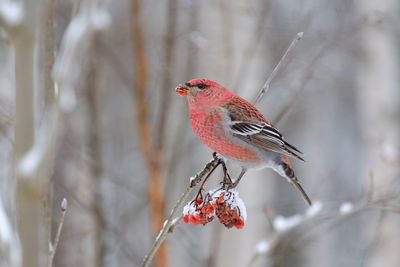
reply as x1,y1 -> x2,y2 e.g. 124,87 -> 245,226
190,112 -> 260,163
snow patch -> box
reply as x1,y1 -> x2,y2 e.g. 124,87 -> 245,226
54,82 -> 59,96
255,240 -> 269,254
227,189 -> 247,221
189,31 -> 208,48
0,198 -> 12,243
0,1 -> 24,26
274,214 -> 302,232
339,202 -> 353,214
0,198 -> 21,267
91,8 -> 111,30
182,201 -> 196,216
60,88 -> 77,113
306,201 -> 323,217
171,216 -> 180,226
18,147 -> 43,177
380,141 -> 398,163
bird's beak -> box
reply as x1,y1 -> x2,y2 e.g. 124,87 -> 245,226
175,84 -> 190,96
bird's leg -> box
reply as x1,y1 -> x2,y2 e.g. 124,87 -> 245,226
220,165 -> 233,190
221,160 -> 233,188
228,168 -> 247,189
196,157 -> 221,200
212,152 -> 233,188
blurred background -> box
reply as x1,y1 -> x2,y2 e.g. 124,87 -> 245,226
0,0 -> 399,266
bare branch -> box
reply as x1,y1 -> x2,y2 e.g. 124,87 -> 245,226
253,32 -> 304,106
48,198 -> 68,267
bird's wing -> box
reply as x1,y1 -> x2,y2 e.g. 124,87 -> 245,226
229,120 -> 305,161
219,96 -> 304,161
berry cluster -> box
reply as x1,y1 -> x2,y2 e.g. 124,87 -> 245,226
183,188 -> 246,229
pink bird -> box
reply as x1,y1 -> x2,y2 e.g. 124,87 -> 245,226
176,78 -> 311,206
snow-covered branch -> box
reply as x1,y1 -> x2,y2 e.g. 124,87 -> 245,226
248,197 -> 400,267
141,158 -> 220,267
0,197 -> 21,267
52,2 -> 110,112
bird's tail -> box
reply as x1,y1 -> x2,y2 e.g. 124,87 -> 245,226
281,162 -> 312,206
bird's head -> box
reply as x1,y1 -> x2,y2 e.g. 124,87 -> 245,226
175,79 -> 228,105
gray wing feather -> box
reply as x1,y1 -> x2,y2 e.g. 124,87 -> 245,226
230,121 -> 304,161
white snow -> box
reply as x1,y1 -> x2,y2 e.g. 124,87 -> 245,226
0,198 -> 12,243
306,201 -> 323,217
273,214 -> 302,232
228,190 -> 247,220
213,153 -> 226,163
54,82 -> 59,96
272,201 -> 323,232
182,201 -> 197,215
0,1 -> 24,26
0,197 -> 21,267
53,6 -> 111,113
255,240 -> 270,254
189,31 -> 208,48
171,216 -> 180,226
18,112 -> 54,177
211,188 -> 247,221
61,198 -> 67,211
91,8 -> 111,30
339,202 -> 354,214
52,13 -> 87,83
18,146 -> 43,177
380,141 -> 398,162
60,88 -> 77,113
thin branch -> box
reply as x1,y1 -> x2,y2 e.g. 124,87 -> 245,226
141,158 -> 220,267
48,198 -> 67,267
253,32 -> 304,106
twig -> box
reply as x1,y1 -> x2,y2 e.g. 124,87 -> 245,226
253,32 -> 304,106
141,158 -> 220,267
48,198 -> 67,267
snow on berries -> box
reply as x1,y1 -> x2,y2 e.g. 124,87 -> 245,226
183,188 -> 246,229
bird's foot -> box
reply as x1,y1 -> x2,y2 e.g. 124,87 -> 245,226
227,168 -> 247,190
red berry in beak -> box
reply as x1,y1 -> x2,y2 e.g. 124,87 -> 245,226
175,84 -> 189,96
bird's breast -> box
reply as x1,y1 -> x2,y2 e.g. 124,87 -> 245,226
189,108 -> 260,163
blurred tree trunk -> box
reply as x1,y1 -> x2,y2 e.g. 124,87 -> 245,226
86,41 -> 107,266
358,1 -> 400,266
14,34 -> 39,267
131,0 -> 166,266
40,0 -> 56,263
12,1 -> 50,266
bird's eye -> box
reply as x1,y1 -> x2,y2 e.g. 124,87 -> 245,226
197,84 -> 205,89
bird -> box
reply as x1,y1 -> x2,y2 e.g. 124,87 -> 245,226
175,78 -> 312,206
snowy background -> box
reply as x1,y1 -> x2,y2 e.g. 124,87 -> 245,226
0,0 -> 399,266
